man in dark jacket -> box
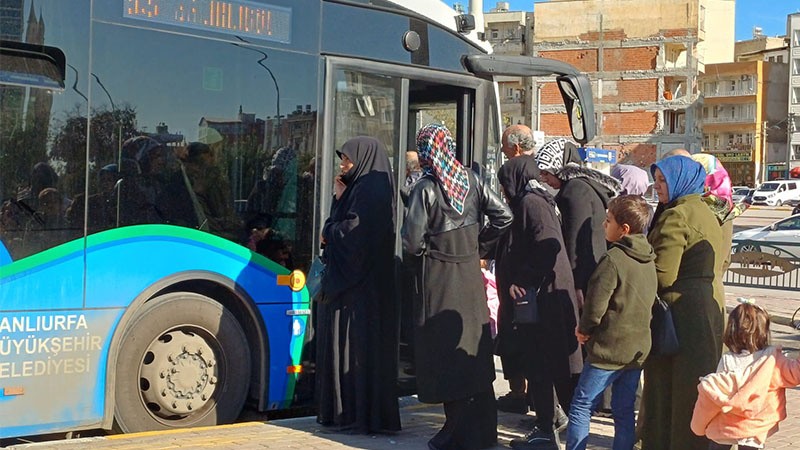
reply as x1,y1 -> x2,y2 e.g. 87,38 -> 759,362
494,124 -> 540,415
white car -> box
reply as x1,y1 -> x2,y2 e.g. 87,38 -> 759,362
732,214 -> 800,257
750,180 -> 800,206
731,187 -> 752,203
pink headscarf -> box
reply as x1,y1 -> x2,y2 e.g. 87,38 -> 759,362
691,153 -> 732,206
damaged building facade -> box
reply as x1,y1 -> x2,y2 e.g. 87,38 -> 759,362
531,0 -> 735,166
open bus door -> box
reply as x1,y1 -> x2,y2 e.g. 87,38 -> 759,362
464,55 -> 597,145
310,54 -> 596,397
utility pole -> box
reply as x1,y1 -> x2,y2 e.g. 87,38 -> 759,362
787,112 -> 796,179
761,120 -> 767,184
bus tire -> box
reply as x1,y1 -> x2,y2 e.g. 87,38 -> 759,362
113,292 -> 251,433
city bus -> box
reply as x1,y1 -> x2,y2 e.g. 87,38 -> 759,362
0,0 -> 594,440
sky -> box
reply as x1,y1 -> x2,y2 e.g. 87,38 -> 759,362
482,0 -> 799,41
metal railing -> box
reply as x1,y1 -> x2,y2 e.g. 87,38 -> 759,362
726,239 -> 800,292
703,115 -> 756,124
704,88 -> 756,98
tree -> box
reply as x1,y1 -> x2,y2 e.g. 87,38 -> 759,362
50,104 -> 138,196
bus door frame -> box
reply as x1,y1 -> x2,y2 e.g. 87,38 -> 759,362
319,56 -> 490,256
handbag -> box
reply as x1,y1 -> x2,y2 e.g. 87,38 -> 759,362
306,256 -> 327,302
512,287 -> 539,324
650,295 -> 679,356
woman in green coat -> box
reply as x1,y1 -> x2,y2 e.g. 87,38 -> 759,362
640,156 -> 726,450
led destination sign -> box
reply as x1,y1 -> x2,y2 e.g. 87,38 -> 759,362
124,0 -> 291,44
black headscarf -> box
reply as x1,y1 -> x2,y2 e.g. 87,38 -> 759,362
498,155 -> 540,208
323,137 -> 395,298
338,137 -> 394,188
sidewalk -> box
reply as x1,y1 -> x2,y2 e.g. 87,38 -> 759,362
724,284 -> 800,327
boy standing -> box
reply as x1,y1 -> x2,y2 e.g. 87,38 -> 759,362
565,195 -> 657,450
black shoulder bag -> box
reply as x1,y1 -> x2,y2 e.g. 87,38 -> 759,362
650,295 -> 679,356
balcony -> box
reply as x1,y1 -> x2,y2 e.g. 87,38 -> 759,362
704,87 -> 756,98
703,115 -> 756,124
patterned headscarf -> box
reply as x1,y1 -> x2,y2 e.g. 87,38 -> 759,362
691,153 -> 733,206
416,123 -> 469,214
535,138 -> 583,176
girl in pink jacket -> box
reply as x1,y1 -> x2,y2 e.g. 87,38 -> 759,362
691,301 -> 800,449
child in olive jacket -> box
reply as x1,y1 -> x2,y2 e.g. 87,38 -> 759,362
565,195 -> 657,450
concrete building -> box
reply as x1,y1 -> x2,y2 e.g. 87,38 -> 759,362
724,34 -> 790,182
699,60 -> 787,185
735,33 -> 788,63
531,0 -> 735,167
787,13 -> 800,178
484,2 -> 532,127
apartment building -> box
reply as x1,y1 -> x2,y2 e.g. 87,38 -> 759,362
484,2 -> 532,126
699,60 -> 788,185
531,0 -> 734,167
787,13 -> 800,177
718,35 -> 790,182
735,34 -> 788,63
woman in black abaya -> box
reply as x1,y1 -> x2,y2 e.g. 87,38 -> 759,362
316,136 -> 401,434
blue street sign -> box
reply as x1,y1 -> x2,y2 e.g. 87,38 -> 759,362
581,147 -> 617,164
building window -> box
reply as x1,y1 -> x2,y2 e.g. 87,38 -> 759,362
793,144 -> 800,160
794,29 -> 800,46
794,59 -> 800,75
779,55 -> 785,63
702,134 -> 710,148
794,87 -> 800,104
491,29 -> 499,39
699,6 -> 706,32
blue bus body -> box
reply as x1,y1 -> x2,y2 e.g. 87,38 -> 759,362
1,226 -> 307,437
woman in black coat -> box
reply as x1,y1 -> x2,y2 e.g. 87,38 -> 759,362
497,156 -> 579,448
535,139 -> 620,308
402,123 -> 512,450
316,136 -> 401,434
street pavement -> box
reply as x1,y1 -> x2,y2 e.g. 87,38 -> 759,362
4,289 -> 799,449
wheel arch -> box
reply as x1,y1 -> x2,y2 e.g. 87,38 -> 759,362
101,271 -> 270,430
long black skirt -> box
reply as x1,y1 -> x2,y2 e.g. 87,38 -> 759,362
315,288 -> 401,434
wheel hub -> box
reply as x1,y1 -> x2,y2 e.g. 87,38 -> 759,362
140,330 -> 218,417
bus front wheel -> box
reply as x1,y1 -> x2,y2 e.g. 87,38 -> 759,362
113,292 -> 251,433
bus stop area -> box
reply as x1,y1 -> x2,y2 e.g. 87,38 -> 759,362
4,289 -> 800,450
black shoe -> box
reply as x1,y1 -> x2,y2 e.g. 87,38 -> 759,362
509,424 -> 561,450
554,404 -> 569,433
497,392 -> 528,414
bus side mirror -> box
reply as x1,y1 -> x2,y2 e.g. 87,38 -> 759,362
556,75 -> 595,145
455,14 -> 476,33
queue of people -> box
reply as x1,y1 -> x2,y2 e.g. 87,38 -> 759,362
313,123 -> 800,450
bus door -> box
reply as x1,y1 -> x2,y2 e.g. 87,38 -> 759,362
319,57 -> 492,390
